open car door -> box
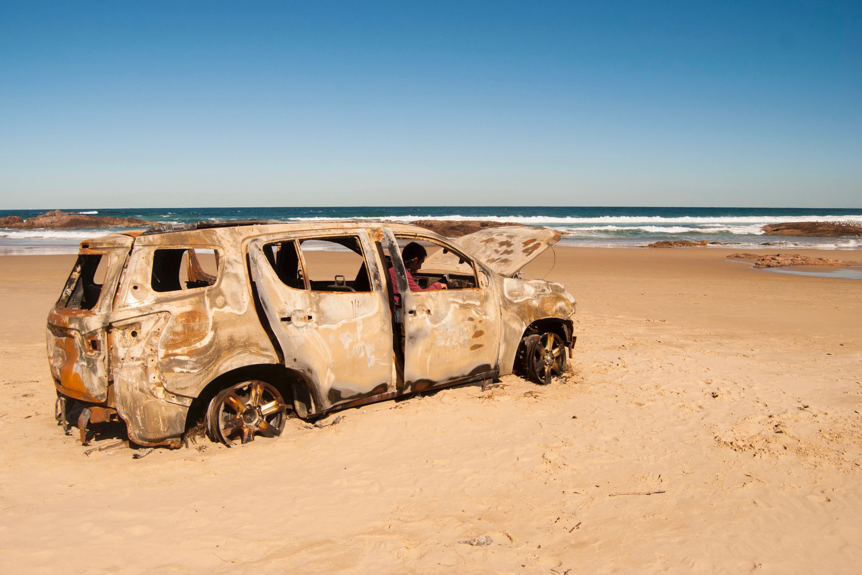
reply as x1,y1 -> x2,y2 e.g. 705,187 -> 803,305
383,228 -> 500,392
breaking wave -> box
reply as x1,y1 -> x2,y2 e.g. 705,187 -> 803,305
288,213 -> 862,231
0,229 -> 106,240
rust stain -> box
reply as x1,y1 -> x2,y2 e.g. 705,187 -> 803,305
161,309 -> 209,348
472,330 -> 485,338
522,242 -> 543,256
470,344 -> 484,351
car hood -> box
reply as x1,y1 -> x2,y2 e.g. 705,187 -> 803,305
425,226 -> 562,277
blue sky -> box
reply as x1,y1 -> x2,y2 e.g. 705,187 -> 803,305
1,1 -> 860,208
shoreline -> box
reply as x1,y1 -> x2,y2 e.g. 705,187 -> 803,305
3,210 -> 862,253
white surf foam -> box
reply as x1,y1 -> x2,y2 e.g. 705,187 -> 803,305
287,214 -> 862,229
0,230 -> 105,240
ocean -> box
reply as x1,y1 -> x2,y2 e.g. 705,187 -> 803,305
2,206 -> 861,255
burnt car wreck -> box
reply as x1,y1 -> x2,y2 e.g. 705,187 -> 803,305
47,221 -> 576,448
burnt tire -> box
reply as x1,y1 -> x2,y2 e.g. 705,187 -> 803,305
524,332 -> 567,385
205,380 -> 288,447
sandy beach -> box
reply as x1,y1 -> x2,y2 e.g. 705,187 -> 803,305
2,247 -> 861,574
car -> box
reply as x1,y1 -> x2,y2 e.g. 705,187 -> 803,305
47,220 -> 577,448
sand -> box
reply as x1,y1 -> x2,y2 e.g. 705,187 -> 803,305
1,248 -> 861,574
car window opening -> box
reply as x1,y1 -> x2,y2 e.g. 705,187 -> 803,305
394,237 -> 478,290
151,248 -> 219,293
298,236 -> 372,293
262,241 -> 306,290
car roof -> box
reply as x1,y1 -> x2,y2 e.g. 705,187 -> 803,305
79,220 -> 560,276
136,220 -> 445,239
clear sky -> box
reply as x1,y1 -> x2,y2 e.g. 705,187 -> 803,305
1,1 -> 860,209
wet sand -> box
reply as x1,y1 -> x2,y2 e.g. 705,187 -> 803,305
1,248 -> 861,574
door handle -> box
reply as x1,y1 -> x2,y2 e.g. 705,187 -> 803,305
407,310 -> 416,316
281,314 -> 313,323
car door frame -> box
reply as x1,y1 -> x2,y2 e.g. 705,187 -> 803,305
247,228 -> 397,414
381,228 -> 501,392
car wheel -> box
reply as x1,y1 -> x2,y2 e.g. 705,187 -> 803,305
525,332 -> 567,385
205,380 -> 289,446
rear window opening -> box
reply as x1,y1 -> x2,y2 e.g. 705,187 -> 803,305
261,241 -> 306,290
151,248 -> 220,293
60,254 -> 109,310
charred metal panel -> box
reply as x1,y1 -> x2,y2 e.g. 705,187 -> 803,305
83,233 -> 139,251
112,227 -> 280,398
46,240 -> 132,403
248,230 -> 395,413
424,226 -> 562,277
497,277 -> 576,376
401,289 -> 501,389
46,319 -> 109,402
111,313 -> 189,446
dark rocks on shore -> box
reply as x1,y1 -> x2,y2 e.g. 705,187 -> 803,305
647,240 -> 723,248
0,215 -> 25,226
0,210 -> 154,229
761,222 -> 862,237
728,252 -> 848,269
409,219 -> 523,237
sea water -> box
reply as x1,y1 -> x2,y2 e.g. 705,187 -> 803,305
1,206 -> 861,255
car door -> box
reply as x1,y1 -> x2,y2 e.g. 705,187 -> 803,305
248,230 -> 396,413
382,228 -> 500,392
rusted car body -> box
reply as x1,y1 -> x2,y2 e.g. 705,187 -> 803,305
47,221 -> 576,447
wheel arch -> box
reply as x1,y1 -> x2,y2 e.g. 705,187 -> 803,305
184,363 -> 317,434
501,317 -> 574,377
522,318 -> 573,345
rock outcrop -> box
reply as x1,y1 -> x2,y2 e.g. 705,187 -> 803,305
0,215 -> 24,226
1,210 -> 154,229
761,222 -> 862,237
647,240 -> 722,248
728,252 -> 848,269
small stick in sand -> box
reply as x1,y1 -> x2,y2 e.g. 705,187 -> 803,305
83,440 -> 127,457
608,490 -> 666,497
